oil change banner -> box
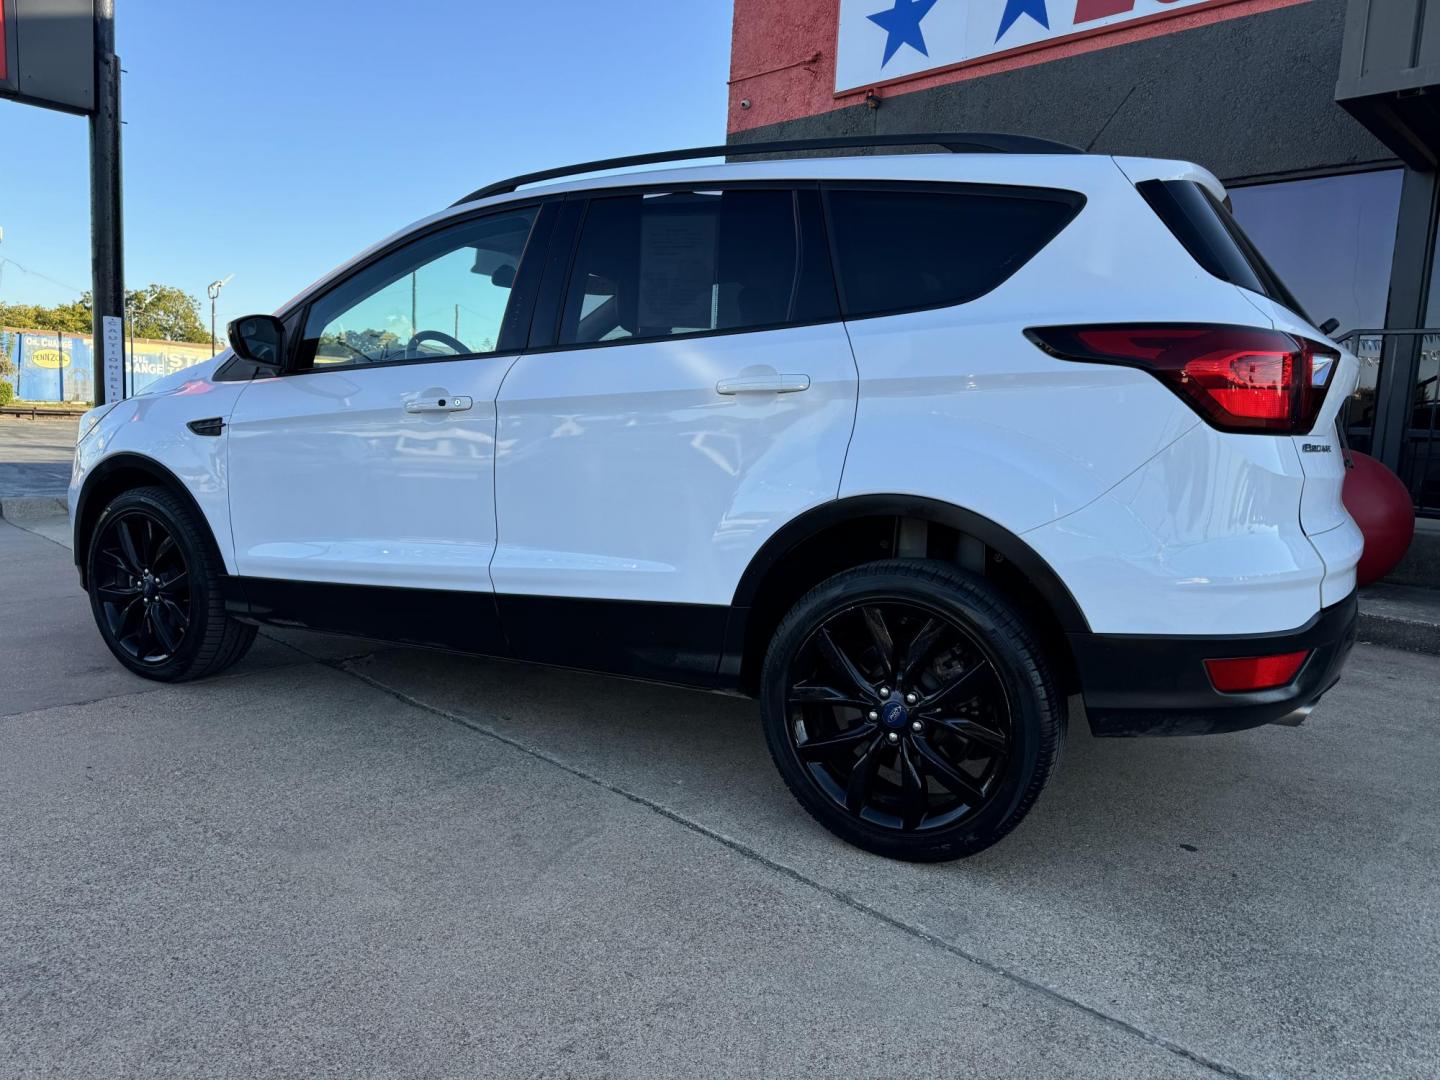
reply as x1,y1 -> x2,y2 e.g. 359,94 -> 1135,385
6,331 -> 95,403
1,329 -> 214,403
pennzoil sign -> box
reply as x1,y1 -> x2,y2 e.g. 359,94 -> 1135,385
836,0 -> 1237,93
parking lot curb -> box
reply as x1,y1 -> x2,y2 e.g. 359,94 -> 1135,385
0,495 -> 69,524
1358,584 -> 1440,656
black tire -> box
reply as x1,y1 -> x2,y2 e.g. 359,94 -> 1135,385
86,485 -> 257,682
760,559 -> 1063,862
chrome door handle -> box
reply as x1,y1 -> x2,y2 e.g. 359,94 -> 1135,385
715,374 -> 811,395
404,395 -> 473,414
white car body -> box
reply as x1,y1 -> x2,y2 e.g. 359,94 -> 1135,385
71,146 -> 1362,738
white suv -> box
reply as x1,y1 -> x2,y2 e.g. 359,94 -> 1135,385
70,134 -> 1362,861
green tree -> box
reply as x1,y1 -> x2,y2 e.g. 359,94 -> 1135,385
123,284 -> 211,343
0,284 -> 211,343
0,300 -> 91,334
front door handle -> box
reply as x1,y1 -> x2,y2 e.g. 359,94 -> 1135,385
715,374 -> 811,396
404,395 -> 473,414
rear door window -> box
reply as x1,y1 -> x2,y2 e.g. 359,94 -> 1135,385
822,185 -> 1084,318
557,188 -> 837,346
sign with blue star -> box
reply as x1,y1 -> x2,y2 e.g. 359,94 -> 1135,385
995,0 -> 1049,42
835,0 -> 1213,93
867,0 -> 941,67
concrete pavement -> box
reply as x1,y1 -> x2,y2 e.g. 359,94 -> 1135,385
0,419 -> 78,498
1,513 -> 1437,1079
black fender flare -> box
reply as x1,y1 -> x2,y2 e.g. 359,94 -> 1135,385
73,453 -> 221,586
729,494 -> 1091,634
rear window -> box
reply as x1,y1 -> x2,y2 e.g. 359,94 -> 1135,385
823,186 -> 1084,318
1137,179 -> 1311,321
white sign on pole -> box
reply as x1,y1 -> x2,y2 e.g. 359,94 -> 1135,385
835,0 -> 1216,93
102,314 -> 124,403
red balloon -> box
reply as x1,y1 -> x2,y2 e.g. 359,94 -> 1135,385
1342,451 -> 1415,587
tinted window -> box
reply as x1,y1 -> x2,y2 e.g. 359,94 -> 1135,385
558,189 -> 835,346
823,186 -> 1082,317
300,206 -> 538,369
1138,179 -> 1313,322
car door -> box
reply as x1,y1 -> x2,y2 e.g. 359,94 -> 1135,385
491,184 -> 857,682
226,202 -> 552,650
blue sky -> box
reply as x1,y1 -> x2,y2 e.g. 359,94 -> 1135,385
0,1 -> 733,330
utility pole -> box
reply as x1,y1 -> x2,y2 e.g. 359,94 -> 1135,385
89,0 -> 124,406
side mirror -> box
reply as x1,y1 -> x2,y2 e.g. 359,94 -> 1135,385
227,314 -> 285,368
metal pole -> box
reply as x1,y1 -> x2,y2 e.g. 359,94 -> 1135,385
210,293 -> 216,356
89,0 -> 123,406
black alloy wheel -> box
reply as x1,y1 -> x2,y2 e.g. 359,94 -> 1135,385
86,486 -> 257,682
761,560 -> 1063,861
93,509 -> 192,665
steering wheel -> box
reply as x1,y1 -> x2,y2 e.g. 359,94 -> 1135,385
405,330 -> 470,358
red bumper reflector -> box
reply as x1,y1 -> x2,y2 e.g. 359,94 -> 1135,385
1204,650 -> 1311,693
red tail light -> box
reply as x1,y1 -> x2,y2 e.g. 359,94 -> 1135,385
1026,325 -> 1339,434
1204,650 -> 1310,693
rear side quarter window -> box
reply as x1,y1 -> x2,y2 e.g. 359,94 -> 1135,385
1137,178 -> 1312,322
822,184 -> 1084,319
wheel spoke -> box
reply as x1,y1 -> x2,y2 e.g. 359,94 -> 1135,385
148,605 -> 180,655
152,534 -> 176,567
795,722 -> 877,761
159,597 -> 190,632
115,597 -> 144,636
844,734 -> 885,815
933,717 -> 1007,752
96,582 -> 142,604
789,683 -> 869,709
157,569 -> 188,595
898,741 -> 928,830
101,549 -> 134,577
114,521 -> 143,576
860,606 -> 895,680
912,734 -> 987,805
132,607 -> 156,658
817,627 -> 877,702
920,662 -> 991,713
898,617 -> 945,685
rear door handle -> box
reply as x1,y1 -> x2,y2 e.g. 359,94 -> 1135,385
715,374 -> 811,396
404,395 -> 473,414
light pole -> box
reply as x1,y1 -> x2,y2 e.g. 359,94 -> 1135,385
207,275 -> 233,356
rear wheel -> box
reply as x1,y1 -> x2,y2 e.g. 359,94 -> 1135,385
760,560 -> 1063,862
87,486 -> 256,682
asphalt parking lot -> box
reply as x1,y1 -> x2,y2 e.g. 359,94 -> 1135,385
1,509 -> 1437,1079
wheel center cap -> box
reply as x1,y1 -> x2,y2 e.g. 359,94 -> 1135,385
881,699 -> 909,729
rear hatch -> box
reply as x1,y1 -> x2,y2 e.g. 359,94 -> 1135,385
1125,168 -> 1360,537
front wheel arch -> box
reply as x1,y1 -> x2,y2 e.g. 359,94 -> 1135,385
75,454 -> 224,589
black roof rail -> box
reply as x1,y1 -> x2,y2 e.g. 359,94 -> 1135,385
450,131 -> 1084,207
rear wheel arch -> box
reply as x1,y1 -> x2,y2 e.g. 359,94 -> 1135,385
727,496 -> 1089,696
75,454 -> 224,588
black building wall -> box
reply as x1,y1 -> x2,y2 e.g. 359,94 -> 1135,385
729,0 -> 1393,184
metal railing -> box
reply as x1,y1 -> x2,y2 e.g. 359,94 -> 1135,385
1336,328 -> 1440,516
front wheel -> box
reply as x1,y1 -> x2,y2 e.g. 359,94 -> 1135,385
760,560 -> 1063,862
86,486 -> 256,682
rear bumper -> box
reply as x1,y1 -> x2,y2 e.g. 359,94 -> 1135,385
1069,592 -> 1358,737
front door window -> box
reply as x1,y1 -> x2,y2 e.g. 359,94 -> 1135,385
300,206 -> 539,369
